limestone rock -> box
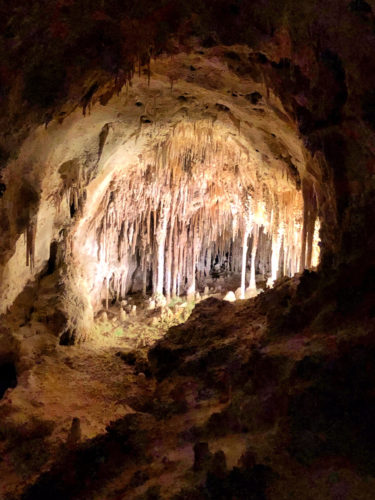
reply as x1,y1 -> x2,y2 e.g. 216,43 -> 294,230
245,287 -> 258,299
223,291 -> 236,302
154,294 -> 167,308
147,299 -> 156,310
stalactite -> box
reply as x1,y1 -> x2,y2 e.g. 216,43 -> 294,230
311,218 -> 321,268
300,181 -> 311,272
105,277 -> 109,310
267,225 -> 283,287
240,228 -> 249,299
25,220 -> 36,272
155,198 -> 170,299
80,120 -> 309,310
248,223 -> 258,291
306,192 -> 318,269
171,222 -> 178,298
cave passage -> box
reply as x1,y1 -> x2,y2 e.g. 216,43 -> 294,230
3,2 -> 375,497
0,48 -> 324,344
74,120 -> 319,313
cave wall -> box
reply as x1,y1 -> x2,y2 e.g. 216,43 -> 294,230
0,0 -> 374,317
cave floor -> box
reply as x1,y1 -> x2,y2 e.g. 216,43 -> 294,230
0,282 -> 199,498
0,335 -> 155,497
1,276 -> 375,499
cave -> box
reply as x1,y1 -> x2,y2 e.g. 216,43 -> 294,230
0,2 -> 375,499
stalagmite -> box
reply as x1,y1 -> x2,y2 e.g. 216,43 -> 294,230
148,299 -> 156,310
223,291 -> 236,302
79,120 -> 308,310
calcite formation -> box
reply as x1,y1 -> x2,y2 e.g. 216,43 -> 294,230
81,120 -> 310,310
0,48 -> 322,330
0,1 -> 375,498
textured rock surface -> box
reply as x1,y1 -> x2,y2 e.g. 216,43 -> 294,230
1,0 -> 374,276
9,274 -> 375,499
0,49 -> 312,324
0,1 -> 375,498
0,1 -> 374,333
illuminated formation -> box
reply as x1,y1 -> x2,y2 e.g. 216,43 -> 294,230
0,48 -> 326,332
71,121 -> 319,310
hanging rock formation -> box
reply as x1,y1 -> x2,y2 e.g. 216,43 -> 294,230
0,1 -> 375,499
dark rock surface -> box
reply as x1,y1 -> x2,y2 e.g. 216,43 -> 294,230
18,275 -> 375,498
